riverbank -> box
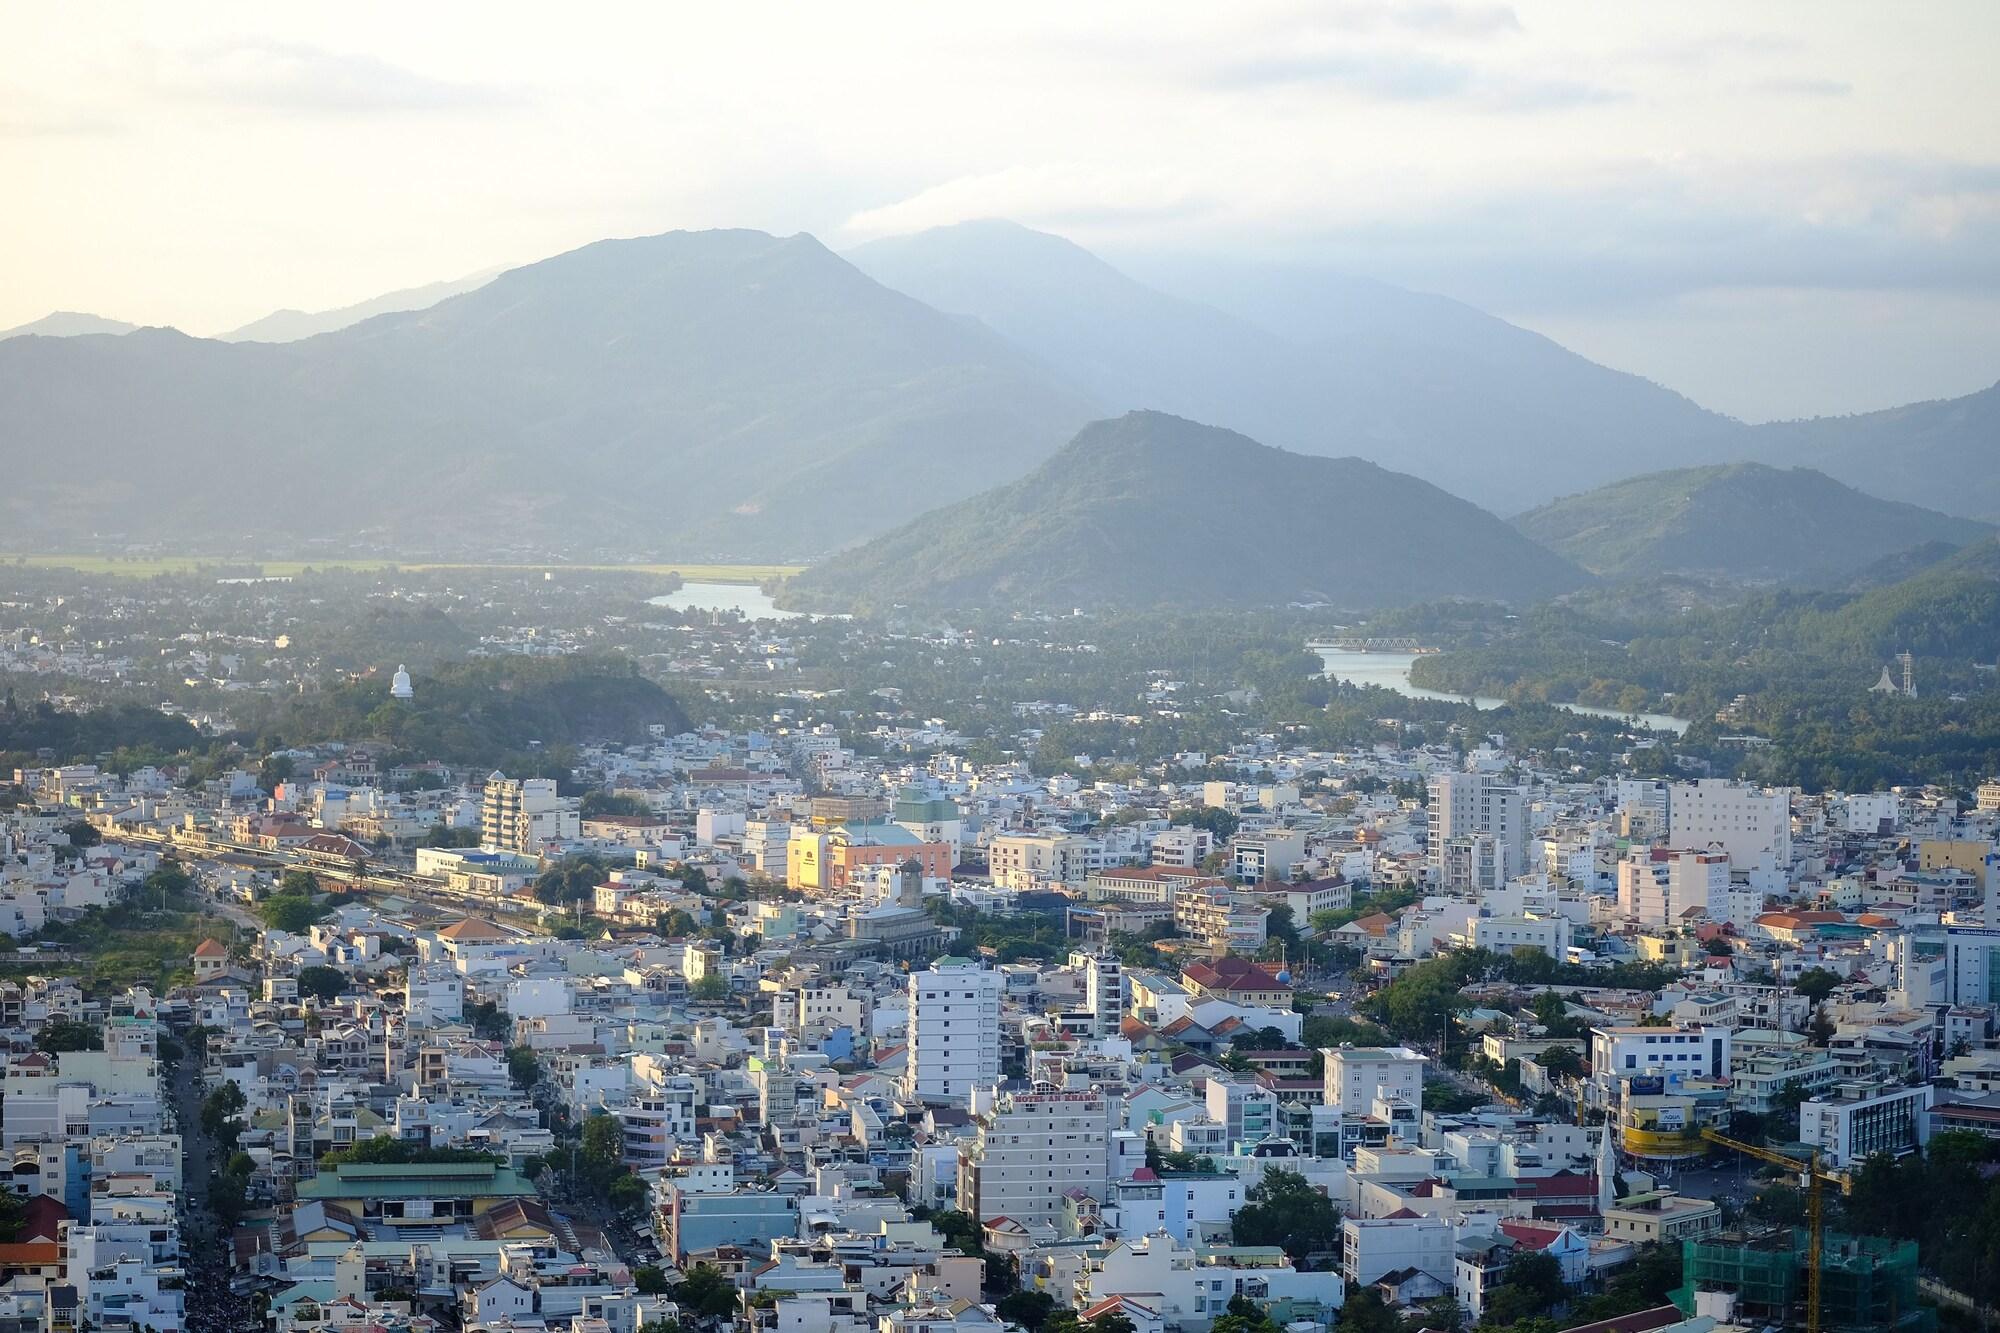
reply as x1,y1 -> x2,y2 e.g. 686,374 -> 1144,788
1315,646 -> 1690,735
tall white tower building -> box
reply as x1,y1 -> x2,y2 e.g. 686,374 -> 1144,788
1428,771 -> 1527,891
904,955 -> 1002,1105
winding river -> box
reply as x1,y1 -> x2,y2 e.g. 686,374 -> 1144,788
1313,647 -> 1690,735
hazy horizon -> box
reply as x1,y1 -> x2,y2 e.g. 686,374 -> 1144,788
4,2 -> 1997,421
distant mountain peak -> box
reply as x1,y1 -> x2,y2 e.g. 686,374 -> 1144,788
1514,462 -> 1993,582
0,311 -> 137,340
782,411 -> 1589,613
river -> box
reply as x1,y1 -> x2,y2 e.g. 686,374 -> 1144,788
649,580 -> 800,620
1313,647 -> 1690,735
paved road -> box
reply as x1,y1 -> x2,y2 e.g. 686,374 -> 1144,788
172,1050 -> 263,1333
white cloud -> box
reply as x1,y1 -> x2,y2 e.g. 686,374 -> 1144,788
140,38 -> 525,114
843,166 -> 1216,240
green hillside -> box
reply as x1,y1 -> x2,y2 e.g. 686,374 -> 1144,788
1513,462 -> 1990,581
780,411 -> 1589,613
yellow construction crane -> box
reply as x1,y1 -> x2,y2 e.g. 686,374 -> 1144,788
1699,1128 -> 1850,1333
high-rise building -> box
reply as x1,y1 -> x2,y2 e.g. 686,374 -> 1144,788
957,1088 -> 1111,1227
1668,780 -> 1791,883
480,771 -> 579,854
1616,848 -> 1733,926
1077,948 -> 1127,1038
1428,772 -> 1526,891
904,956 -> 1002,1104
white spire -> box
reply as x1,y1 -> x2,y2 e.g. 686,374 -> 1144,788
1597,1121 -> 1618,1215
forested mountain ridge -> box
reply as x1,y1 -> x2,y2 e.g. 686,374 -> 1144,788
1512,462 -> 1991,581
781,411 -> 1590,612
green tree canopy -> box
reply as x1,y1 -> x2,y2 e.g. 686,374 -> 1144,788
1229,1168 -> 1340,1262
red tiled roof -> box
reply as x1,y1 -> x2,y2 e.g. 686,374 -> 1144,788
0,1242 -> 60,1268
1182,957 -> 1288,993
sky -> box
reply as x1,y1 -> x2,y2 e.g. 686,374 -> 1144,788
3,1 -> 1996,422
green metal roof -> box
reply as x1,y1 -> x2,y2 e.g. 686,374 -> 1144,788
296,1162 -> 537,1200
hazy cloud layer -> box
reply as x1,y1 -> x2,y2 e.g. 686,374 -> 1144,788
142,38 -> 525,113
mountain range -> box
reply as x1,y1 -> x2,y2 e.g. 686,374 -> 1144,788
0,230 -> 1090,557
216,269 -> 501,343
0,311 -> 137,340
1512,463 -> 1993,582
1,220 -> 1995,561
779,411 -> 1590,612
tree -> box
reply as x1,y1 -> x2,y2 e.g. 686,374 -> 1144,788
1229,1169 -> 1340,1263
143,862 -> 194,902
659,908 -> 699,937
677,865 -> 711,895
259,892 -> 322,933
1086,1313 -> 1136,1333
1794,966 -> 1843,1004
1807,1004 -> 1836,1046
633,1265 -> 670,1295
1170,805 -> 1240,841
201,1081 -> 247,1153
60,819 -> 101,848
670,1264 -> 739,1322
0,1191 -> 26,1244
1210,1294 -> 1279,1333
609,1172 -> 649,1215
279,868 -> 321,896
1333,1287 -> 1399,1333
296,965 -> 349,1001
1481,1250 -> 1566,1326
1539,1046 -> 1585,1080
1419,1294 -> 1464,1333
690,973 -> 729,1001
1703,935 -> 1734,956
995,1291 -> 1056,1331
35,1019 -> 103,1053
581,1111 -> 625,1174
319,1135 -> 501,1168
507,1046 -> 542,1089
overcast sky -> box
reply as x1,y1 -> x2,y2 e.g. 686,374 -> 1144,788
4,1 -> 1996,421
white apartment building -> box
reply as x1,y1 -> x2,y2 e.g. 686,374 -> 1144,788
1589,1026 -> 1732,1083
743,819 -> 792,875
1668,780 -> 1791,888
1078,949 -> 1128,1039
957,1088 -> 1111,1228
988,833 -> 1096,889
1342,1214 -> 1456,1286
1232,828 -> 1306,884
1150,826 -> 1213,869
1467,913 -> 1570,961
904,956 -> 1002,1104
481,773 -> 580,854
1428,773 -> 1527,892
1799,1082 -> 1934,1169
1616,849 -> 1733,927
782,984 -> 868,1039
1173,887 -> 1270,952
1322,1046 -> 1426,1118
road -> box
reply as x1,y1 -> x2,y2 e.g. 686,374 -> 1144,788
171,1047 -> 263,1333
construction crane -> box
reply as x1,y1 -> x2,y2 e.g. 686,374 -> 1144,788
1699,1128 -> 1849,1333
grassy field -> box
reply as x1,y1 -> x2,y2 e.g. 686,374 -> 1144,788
0,902 -> 245,991
0,554 -> 803,583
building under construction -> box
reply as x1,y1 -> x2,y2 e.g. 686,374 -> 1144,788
1671,1225 -> 1932,1331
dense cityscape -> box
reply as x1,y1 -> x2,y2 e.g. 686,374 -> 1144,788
5,7 -> 1998,1333
0,553 -> 1992,1333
